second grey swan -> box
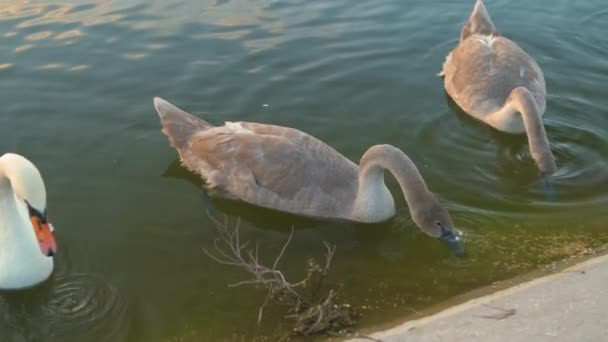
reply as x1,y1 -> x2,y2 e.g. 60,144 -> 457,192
153,97 -> 464,255
440,0 -> 557,174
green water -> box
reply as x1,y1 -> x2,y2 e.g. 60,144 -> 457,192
1,0 -> 607,341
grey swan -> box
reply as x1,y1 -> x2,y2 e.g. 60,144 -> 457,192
440,0 -> 556,174
153,98 -> 464,255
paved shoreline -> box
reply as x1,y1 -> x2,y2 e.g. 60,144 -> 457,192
348,253 -> 608,342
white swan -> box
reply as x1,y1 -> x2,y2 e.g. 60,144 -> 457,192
440,0 -> 557,174
0,153 -> 56,290
153,97 -> 464,256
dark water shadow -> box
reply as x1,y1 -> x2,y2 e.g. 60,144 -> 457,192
161,159 -> 205,189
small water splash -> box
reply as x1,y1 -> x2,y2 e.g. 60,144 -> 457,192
453,228 -> 465,241
441,210 -> 499,267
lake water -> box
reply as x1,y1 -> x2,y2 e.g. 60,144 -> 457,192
1,0 -> 607,341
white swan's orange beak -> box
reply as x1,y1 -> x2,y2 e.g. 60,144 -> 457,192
30,215 -> 57,257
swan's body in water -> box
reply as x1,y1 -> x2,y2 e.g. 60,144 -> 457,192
440,0 -> 556,174
0,153 -> 57,290
153,98 -> 464,255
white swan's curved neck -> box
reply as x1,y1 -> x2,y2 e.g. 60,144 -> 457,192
0,167 -> 10,194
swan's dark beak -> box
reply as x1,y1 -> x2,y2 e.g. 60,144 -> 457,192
440,231 -> 465,257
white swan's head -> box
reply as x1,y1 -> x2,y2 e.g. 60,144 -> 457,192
0,153 -> 57,257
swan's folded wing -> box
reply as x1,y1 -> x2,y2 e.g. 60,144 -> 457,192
445,37 -> 501,114
445,36 -> 545,116
187,123 -> 358,216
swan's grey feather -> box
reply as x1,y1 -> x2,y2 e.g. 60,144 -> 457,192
440,0 -> 555,174
153,98 -> 465,253
443,35 -> 546,120
187,122 -> 359,219
154,98 -> 358,219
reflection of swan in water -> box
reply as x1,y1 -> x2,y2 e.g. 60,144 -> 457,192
0,153 -> 57,290
440,0 -> 556,175
153,97 -> 464,255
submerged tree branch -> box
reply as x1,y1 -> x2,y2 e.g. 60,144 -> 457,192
203,214 -> 358,336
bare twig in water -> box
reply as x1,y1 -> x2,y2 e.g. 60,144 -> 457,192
203,217 -> 308,306
257,286 -> 272,326
203,215 -> 358,336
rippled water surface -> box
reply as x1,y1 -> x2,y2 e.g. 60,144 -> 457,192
1,0 -> 607,340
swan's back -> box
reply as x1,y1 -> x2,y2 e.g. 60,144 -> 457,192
441,0 -> 546,120
154,98 -> 359,220
443,35 -> 546,117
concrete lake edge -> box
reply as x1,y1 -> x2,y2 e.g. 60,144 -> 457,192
335,244 -> 608,341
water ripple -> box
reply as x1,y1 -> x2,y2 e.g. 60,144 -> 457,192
39,272 -> 129,341
413,94 -> 608,215
0,246 -> 129,342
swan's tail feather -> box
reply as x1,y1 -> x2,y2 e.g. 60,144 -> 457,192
153,97 -> 213,149
460,0 -> 497,42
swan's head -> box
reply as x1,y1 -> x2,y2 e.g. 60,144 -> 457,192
0,153 -> 57,257
412,195 -> 465,257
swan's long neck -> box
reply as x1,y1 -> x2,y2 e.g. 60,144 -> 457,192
352,145 -> 431,222
508,87 -> 557,174
0,161 -> 53,289
0,173 -> 30,247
